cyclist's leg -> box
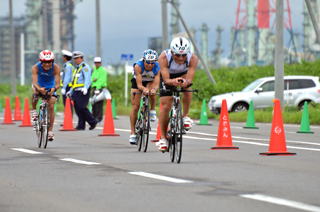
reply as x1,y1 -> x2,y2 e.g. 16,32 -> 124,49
130,88 -> 141,135
182,90 -> 192,117
48,96 -> 56,132
31,86 -> 39,121
180,73 -> 192,117
159,96 -> 172,140
146,82 -> 156,111
31,86 -> 39,110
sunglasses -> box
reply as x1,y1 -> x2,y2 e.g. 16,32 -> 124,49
145,61 -> 156,65
42,61 -> 53,64
173,53 -> 187,58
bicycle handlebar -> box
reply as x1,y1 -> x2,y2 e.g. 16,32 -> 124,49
132,91 -> 159,99
33,92 -> 60,103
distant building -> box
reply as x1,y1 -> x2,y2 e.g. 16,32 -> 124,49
0,0 -> 75,84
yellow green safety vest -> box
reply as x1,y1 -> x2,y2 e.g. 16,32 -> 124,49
60,63 -> 75,87
71,64 -> 85,89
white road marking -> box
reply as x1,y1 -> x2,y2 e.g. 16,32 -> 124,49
241,194 -> 320,212
128,171 -> 193,183
11,148 -> 43,154
60,158 -> 101,165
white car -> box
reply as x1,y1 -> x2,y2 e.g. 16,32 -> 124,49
208,75 -> 320,114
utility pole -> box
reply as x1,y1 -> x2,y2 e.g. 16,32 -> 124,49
42,0 -> 48,49
274,0 -> 284,110
9,0 -> 16,95
305,0 -> 320,48
168,0 -> 216,84
96,0 -> 101,57
161,0 -> 169,50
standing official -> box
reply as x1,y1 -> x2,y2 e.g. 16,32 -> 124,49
67,51 -> 98,130
60,50 -> 74,117
91,57 -> 107,123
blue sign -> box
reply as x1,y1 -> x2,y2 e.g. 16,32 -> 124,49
121,54 -> 134,61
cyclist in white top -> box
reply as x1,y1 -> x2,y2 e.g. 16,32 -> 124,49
157,37 -> 198,152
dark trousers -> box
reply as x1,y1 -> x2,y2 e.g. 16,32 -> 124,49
73,87 -> 97,129
62,86 -> 73,116
92,88 -> 104,122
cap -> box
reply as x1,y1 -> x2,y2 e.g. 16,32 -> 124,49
73,51 -> 84,58
61,50 -> 72,57
94,57 -> 102,63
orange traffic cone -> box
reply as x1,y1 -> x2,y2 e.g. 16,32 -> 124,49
13,96 -> 22,121
19,97 -> 33,127
2,97 -> 15,125
59,97 -> 77,131
260,99 -> 296,156
99,99 -> 119,136
211,99 -> 238,150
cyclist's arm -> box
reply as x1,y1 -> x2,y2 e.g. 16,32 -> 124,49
151,68 -> 160,95
53,63 -> 61,90
158,52 -> 175,86
134,64 -> 148,94
181,53 -> 198,88
31,64 -> 42,92
48,64 -> 61,95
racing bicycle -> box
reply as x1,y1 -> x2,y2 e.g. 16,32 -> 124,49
162,81 -> 198,163
133,91 -> 158,152
33,92 -> 60,149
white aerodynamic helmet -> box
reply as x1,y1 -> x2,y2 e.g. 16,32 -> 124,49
39,50 -> 55,62
142,49 -> 158,61
170,37 -> 190,54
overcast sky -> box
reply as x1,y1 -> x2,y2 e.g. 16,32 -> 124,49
1,0 -> 306,65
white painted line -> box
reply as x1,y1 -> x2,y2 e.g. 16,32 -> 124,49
60,158 -> 101,165
241,194 -> 320,212
128,171 -> 193,184
232,140 -> 320,152
11,148 -> 43,154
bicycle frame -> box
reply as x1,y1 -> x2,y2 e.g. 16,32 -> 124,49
163,84 -> 198,163
133,92 -> 151,152
33,93 -> 60,149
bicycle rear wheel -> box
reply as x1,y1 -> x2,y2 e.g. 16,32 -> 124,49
42,106 -> 49,149
175,104 -> 183,163
169,109 -> 175,162
142,106 -> 150,152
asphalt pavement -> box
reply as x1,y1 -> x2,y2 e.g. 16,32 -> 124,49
1,113 -> 320,212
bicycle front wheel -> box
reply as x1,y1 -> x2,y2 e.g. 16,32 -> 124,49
42,106 -> 49,149
142,106 -> 150,152
175,104 -> 183,163
169,109 -> 175,162
136,114 -> 143,152
36,117 -> 42,148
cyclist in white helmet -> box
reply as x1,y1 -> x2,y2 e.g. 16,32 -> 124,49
31,50 -> 61,141
157,37 -> 198,152
129,49 -> 161,145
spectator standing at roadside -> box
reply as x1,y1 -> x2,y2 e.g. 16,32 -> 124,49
67,51 -> 98,130
60,50 -> 74,117
91,57 -> 107,123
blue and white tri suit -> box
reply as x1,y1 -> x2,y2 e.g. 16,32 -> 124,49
37,62 -> 56,94
131,59 -> 160,89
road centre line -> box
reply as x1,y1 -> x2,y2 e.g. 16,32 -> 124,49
240,194 -> 320,212
128,171 -> 193,184
60,158 -> 101,165
11,148 -> 43,154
